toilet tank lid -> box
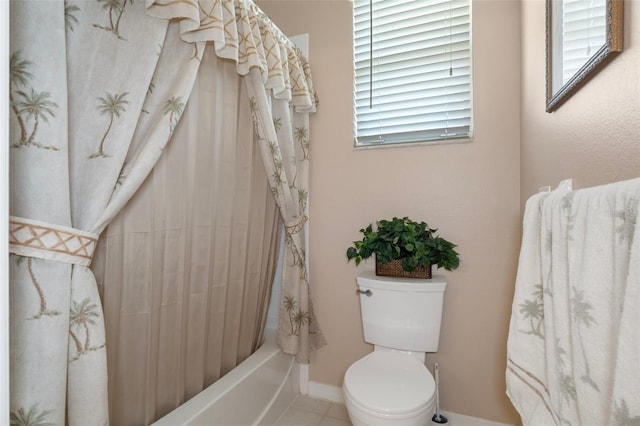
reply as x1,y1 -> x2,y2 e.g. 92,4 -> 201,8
356,270 -> 447,292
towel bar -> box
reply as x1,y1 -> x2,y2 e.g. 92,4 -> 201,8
538,179 -> 573,193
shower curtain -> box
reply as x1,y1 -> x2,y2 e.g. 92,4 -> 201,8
506,178 -> 640,425
8,0 -> 325,423
92,47 -> 283,424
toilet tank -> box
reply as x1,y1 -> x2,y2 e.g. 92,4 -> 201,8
356,270 -> 447,352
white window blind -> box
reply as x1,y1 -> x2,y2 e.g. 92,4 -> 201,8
561,0 -> 606,85
354,0 -> 472,147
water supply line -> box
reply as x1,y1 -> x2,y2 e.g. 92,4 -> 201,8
432,362 -> 448,424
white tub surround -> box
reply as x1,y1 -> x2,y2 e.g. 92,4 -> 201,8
152,329 -> 296,426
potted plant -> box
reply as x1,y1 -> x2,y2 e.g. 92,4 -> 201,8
346,217 -> 460,279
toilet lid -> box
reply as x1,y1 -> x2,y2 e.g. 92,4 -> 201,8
344,351 -> 435,415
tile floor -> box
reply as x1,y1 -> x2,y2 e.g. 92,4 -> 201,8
273,395 -> 512,426
274,395 -> 352,426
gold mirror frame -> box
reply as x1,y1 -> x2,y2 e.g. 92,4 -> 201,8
546,0 -> 624,112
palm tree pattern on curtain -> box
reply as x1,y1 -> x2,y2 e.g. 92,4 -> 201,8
9,52 -> 59,151
64,1 -> 81,32
283,295 -> 312,336
90,92 -> 130,158
163,96 -> 184,133
15,256 -> 61,320
69,298 -> 106,362
9,404 -> 55,426
93,0 -> 133,40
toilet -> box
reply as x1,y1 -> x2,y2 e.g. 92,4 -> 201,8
343,270 -> 447,426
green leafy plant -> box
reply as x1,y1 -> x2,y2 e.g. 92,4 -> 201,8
346,217 -> 460,272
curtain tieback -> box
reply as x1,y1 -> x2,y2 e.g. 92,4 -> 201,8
285,215 -> 308,236
8,216 -> 99,267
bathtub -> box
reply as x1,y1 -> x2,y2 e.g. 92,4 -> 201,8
152,328 -> 297,426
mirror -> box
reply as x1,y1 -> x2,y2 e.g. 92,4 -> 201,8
546,0 -> 623,112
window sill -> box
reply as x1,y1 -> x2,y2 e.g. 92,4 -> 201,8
353,136 -> 473,151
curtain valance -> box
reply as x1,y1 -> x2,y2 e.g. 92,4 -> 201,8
146,0 -> 318,112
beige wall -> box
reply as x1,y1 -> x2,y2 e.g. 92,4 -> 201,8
258,0 -> 521,423
521,0 -> 640,201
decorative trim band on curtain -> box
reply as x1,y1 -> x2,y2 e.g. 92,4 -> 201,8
144,0 -> 318,113
8,216 -> 98,266
285,214 -> 307,236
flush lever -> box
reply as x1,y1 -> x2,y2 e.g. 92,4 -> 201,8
356,289 -> 372,297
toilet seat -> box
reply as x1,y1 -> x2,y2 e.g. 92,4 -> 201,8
343,351 -> 436,416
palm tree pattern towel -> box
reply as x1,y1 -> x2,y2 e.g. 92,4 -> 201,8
506,178 -> 640,426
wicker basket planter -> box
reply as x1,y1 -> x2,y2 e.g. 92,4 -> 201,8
375,257 -> 432,279
347,218 -> 459,278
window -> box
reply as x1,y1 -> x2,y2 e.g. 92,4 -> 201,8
353,0 -> 472,147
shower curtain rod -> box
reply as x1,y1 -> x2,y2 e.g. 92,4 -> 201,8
248,0 -> 307,58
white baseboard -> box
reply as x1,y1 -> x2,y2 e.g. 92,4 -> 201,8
307,381 -> 345,404
438,411 -> 513,426
304,381 -> 513,426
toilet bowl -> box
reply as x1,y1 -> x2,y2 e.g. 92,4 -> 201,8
343,351 -> 436,426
